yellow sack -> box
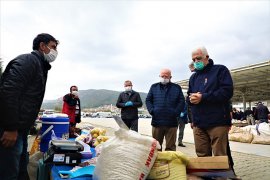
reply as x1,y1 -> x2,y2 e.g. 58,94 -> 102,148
147,151 -> 188,180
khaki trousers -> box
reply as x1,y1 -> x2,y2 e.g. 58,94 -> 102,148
152,126 -> 177,151
193,126 -> 229,157
247,115 -> 255,125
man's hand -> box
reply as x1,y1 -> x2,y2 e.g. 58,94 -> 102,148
0,130 -> 18,148
190,123 -> 194,129
189,92 -> 202,104
125,101 -> 133,107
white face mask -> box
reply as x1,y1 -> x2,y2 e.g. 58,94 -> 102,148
44,46 -> 58,63
160,77 -> 170,85
125,86 -> 132,91
71,90 -> 79,96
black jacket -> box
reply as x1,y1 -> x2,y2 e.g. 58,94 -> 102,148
0,50 -> 51,131
255,104 -> 269,120
116,90 -> 143,120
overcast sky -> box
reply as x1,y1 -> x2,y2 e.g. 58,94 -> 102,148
1,0 -> 270,100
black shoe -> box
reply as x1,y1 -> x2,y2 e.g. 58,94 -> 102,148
178,142 -> 186,147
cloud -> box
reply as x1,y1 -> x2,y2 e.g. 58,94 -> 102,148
1,0 -> 269,100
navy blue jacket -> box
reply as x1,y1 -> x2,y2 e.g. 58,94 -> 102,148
187,59 -> 233,128
146,82 -> 185,127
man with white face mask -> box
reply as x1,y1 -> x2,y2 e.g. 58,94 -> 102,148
116,80 -> 143,132
0,33 -> 59,179
146,68 -> 185,151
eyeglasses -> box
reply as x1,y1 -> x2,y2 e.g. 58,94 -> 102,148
192,56 -> 204,62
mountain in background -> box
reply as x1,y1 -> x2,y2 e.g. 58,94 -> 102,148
41,89 -> 148,109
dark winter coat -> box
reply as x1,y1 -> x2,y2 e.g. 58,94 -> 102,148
116,90 -> 143,120
255,103 -> 269,120
187,59 -> 233,128
146,82 -> 185,127
0,50 -> 51,131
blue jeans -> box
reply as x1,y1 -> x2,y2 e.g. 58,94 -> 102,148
0,129 -> 29,180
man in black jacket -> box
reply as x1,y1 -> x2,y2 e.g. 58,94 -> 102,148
255,102 -> 269,123
0,33 -> 59,180
116,80 -> 143,132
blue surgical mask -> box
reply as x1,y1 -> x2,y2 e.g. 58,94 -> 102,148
194,61 -> 205,70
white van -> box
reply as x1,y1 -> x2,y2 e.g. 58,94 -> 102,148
96,112 -> 112,118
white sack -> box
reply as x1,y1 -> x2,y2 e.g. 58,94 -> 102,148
93,128 -> 160,180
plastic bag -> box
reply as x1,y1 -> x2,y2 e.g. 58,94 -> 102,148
29,136 -> 40,156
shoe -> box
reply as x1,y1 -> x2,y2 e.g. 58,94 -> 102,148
178,142 -> 186,147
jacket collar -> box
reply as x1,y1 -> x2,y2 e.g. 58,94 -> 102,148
32,50 -> 51,70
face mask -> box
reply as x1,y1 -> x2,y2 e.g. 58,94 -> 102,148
194,61 -> 205,70
71,90 -> 78,96
44,46 -> 58,63
160,77 -> 170,85
125,86 -> 132,91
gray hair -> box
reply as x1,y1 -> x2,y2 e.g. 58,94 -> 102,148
192,46 -> 209,57
189,61 -> 194,68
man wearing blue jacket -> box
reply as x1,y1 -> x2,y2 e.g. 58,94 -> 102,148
187,46 -> 233,157
146,68 -> 185,151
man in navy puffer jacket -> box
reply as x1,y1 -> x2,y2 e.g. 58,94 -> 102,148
146,68 -> 185,151
187,46 -> 233,157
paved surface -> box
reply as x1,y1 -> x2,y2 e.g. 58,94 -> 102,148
79,118 -> 270,180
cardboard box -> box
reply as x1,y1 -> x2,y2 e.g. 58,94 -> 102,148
187,156 -> 229,169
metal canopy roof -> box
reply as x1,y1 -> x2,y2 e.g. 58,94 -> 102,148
176,60 -> 270,103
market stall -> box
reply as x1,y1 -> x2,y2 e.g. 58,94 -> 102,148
30,114 -> 238,180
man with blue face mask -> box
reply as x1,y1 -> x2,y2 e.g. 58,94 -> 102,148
187,46 -> 234,169
116,80 -> 143,132
146,69 -> 185,151
0,33 -> 59,179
